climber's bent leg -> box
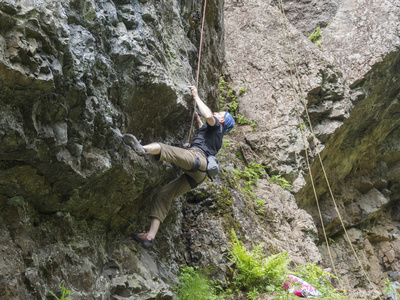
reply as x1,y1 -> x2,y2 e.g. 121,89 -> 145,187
157,143 -> 207,171
149,174 -> 192,223
147,218 -> 160,240
142,143 -> 161,155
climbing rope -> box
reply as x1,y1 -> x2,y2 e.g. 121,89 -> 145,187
276,0 -> 340,285
187,0 -> 207,144
276,0 -> 383,298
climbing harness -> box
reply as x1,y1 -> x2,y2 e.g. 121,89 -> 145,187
186,154 -> 201,172
277,1 -> 382,298
185,148 -> 220,179
187,0 -> 207,144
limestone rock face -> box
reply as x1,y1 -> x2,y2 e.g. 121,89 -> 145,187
272,0 -> 341,36
0,0 -> 224,298
1,0 -> 400,298
224,0 -> 400,297
297,50 -> 400,297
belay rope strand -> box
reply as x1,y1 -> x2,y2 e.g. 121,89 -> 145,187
277,0 -> 382,298
276,0 -> 340,286
187,0 -> 207,144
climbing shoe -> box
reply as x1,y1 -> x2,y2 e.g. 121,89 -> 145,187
132,233 -> 153,248
123,134 -> 146,156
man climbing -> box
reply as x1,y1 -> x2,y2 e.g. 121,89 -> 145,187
123,86 -> 235,248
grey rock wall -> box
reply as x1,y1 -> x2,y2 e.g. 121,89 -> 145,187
297,50 -> 400,298
1,0 -> 399,298
0,0 -> 224,298
224,0 -> 400,298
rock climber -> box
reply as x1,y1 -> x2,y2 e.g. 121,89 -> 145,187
123,86 -> 235,248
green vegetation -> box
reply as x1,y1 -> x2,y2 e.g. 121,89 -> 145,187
237,114 -> 258,131
256,198 -> 265,207
269,174 -> 292,190
48,283 -> 72,300
234,162 -> 267,206
219,76 -> 258,131
234,162 -> 266,190
383,278 -> 400,298
222,138 -> 234,150
295,263 -> 342,298
218,138 -> 233,157
235,149 -> 244,162
174,266 -> 217,300
228,229 -> 290,292
219,76 -> 234,108
308,26 -> 325,49
174,230 -> 349,299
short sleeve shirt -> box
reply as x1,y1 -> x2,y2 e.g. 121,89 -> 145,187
190,117 -> 224,156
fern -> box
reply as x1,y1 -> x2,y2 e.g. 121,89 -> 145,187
174,266 -> 217,300
228,229 -> 291,292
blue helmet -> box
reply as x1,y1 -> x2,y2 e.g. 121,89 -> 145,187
224,112 -> 235,133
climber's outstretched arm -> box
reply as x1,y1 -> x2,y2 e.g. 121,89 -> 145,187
188,86 -> 215,126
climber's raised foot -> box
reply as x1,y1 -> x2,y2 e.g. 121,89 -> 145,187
123,134 -> 146,156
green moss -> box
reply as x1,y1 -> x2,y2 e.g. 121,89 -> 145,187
207,181 -> 242,234
234,162 -> 266,198
219,75 -> 258,131
269,175 -> 291,190
235,150 -> 244,162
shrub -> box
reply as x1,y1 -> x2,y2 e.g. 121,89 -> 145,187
228,229 -> 291,291
174,266 -> 218,300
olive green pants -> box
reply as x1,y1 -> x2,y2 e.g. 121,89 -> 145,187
149,144 -> 207,223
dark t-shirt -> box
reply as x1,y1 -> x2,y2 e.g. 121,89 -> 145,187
190,117 -> 224,156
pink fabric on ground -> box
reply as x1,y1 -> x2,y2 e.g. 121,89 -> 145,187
282,274 -> 323,298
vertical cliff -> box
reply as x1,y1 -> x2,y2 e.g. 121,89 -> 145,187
0,0 -> 224,298
1,0 -> 399,299
223,0 -> 400,298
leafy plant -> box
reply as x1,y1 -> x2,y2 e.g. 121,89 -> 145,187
48,283 -> 72,300
383,278 -> 400,297
235,150 -> 244,162
269,175 -> 291,190
294,263 -> 343,298
234,162 -> 267,208
256,198 -> 265,207
235,162 -> 266,193
174,266 -> 217,300
228,100 -> 238,112
222,138 -> 234,150
247,287 -> 259,300
219,76 -> 237,109
234,162 -> 266,183
228,229 -> 291,292
237,114 -> 258,131
308,26 -> 322,47
219,75 -> 257,131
